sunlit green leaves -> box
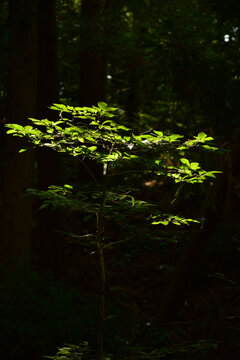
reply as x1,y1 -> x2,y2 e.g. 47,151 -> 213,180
180,158 -> 200,170
44,342 -> 90,360
177,132 -> 218,152
5,103 -> 221,186
150,214 -> 200,226
165,134 -> 184,143
196,132 -> 214,141
5,105 -> 219,172
97,101 -> 117,113
5,102 -> 221,229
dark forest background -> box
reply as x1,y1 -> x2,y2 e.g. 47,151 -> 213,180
0,0 -> 240,359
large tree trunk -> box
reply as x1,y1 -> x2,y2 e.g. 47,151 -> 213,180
36,0 -> 64,278
78,0 -> 108,180
37,0 -> 57,117
0,0 -> 38,266
36,0 -> 59,190
0,2 -> 8,196
126,56 -> 143,121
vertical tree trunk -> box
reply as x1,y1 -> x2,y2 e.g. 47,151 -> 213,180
79,0 -> 107,106
126,56 -> 142,120
36,0 -> 59,190
37,0 -> 57,121
36,0 -> 64,278
0,1 -> 8,195
78,0 -> 108,180
0,0 -> 38,266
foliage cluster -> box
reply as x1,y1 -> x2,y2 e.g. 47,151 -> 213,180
6,102 -> 220,228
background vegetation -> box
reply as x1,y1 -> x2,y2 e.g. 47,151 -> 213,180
0,0 -> 239,359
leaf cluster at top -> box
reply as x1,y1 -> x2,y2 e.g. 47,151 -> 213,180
6,102 -> 220,184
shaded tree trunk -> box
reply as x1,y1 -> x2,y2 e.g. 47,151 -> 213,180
126,56 -> 143,120
0,0 -> 38,266
78,0 -> 109,180
36,0 -> 64,278
0,1 -> 8,194
79,0 -> 107,106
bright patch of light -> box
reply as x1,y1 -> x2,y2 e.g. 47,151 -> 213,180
224,34 -> 230,42
107,75 -> 112,80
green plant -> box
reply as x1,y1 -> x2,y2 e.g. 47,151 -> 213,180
6,102 -> 220,359
44,342 -> 91,360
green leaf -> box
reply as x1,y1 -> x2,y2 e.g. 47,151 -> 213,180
190,162 -> 200,170
19,148 -> 28,153
64,126 -> 82,134
202,145 -> 218,151
88,146 -> 97,152
98,101 -> 108,110
50,104 -> 68,112
153,130 -> 163,137
177,145 -> 188,150
10,124 -> 24,131
98,102 -> 117,113
205,171 -> 222,178
106,106 -> 118,111
152,219 -> 169,225
89,121 -> 99,126
167,134 -> 184,142
63,184 -> 73,190
117,124 -> 130,131
104,112 -> 115,118
197,132 -> 207,140
180,158 -> 190,166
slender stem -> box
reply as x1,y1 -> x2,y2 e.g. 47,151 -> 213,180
96,145 -> 114,359
103,233 -> 138,248
76,152 -> 105,358
96,189 -> 106,360
77,156 -> 100,190
111,169 -> 144,176
97,237 -> 106,360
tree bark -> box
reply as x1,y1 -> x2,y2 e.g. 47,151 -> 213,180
79,0 -> 107,106
0,0 -> 38,266
36,0 -> 64,278
36,0 -> 59,191
78,0 -> 108,180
